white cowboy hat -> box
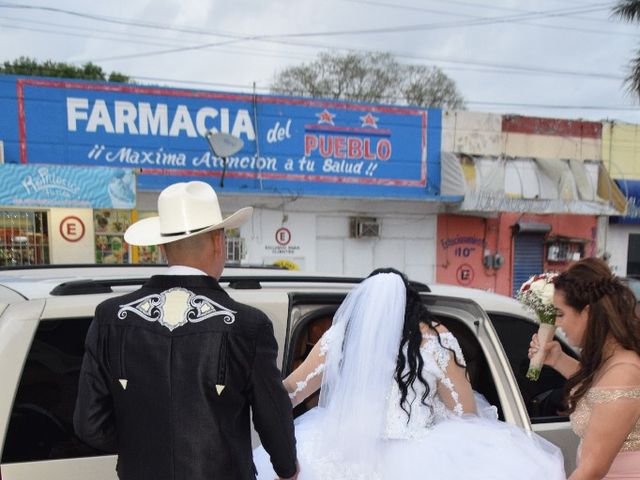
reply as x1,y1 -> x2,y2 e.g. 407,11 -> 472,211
124,181 -> 253,246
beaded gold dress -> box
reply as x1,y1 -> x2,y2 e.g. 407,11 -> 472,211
571,387 -> 640,479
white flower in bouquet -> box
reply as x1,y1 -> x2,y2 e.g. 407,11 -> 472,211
516,273 -> 558,381
540,283 -> 555,306
518,273 -> 558,325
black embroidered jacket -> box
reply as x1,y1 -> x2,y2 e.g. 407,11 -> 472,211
73,275 -> 297,480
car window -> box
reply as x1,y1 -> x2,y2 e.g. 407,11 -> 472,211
2,317 -> 105,463
488,313 -> 575,423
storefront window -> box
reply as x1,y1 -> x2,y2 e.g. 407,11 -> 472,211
0,210 -> 49,266
94,209 -> 131,264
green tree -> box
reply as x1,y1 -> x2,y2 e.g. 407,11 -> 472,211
613,0 -> 640,98
271,51 -> 465,109
0,56 -> 131,82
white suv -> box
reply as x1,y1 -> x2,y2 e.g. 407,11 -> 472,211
0,265 -> 579,479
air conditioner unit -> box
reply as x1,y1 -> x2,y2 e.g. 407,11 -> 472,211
350,217 -> 380,238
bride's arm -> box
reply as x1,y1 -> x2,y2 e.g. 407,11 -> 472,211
427,326 -> 477,415
437,351 -> 477,415
283,330 -> 331,408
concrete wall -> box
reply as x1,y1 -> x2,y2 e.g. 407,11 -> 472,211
437,212 -> 598,296
606,224 -> 635,276
443,111 -> 603,161
442,111 -> 502,156
602,122 -> 640,180
315,214 -> 437,282
139,191 -> 440,283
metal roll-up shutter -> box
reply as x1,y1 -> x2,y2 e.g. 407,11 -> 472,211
512,234 -> 544,297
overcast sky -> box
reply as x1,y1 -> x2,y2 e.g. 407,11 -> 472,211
1,0 -> 639,123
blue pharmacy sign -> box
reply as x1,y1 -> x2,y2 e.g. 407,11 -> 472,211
0,163 -> 136,209
0,75 -> 443,199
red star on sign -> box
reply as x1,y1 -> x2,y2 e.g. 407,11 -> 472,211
360,112 -> 378,128
316,109 -> 336,125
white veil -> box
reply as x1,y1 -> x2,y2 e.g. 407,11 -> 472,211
317,272 -> 406,470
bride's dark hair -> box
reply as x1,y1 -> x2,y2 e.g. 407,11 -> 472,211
368,268 -> 465,420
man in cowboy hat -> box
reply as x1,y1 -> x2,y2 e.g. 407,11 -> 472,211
74,181 -> 298,480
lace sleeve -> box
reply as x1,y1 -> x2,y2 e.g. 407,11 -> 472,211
426,331 -> 477,417
283,326 -> 334,407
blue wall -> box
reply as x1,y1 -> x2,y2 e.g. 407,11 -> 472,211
0,75 -> 443,200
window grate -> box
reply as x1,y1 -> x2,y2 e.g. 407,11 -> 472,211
0,210 -> 49,266
225,235 -> 245,264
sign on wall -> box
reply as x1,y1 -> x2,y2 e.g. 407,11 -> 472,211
50,208 -> 96,264
0,76 -> 442,199
0,163 -> 136,209
242,210 -> 315,270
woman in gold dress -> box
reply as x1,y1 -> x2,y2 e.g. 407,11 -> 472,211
530,258 -> 640,479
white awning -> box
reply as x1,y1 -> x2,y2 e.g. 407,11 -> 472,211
441,153 -> 626,215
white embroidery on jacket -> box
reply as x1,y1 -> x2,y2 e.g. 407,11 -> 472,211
117,287 -> 236,331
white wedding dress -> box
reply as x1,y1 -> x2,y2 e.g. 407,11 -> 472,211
253,273 -> 566,480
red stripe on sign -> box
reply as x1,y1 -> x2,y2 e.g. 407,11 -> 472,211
303,124 -> 392,136
421,111 -> 427,182
17,80 -> 27,163
139,168 -> 426,187
16,77 -> 425,115
502,115 -> 601,139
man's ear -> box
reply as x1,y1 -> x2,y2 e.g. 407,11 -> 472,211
213,230 -> 225,255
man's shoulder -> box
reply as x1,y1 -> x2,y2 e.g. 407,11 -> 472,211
227,298 -> 272,328
93,287 -> 149,318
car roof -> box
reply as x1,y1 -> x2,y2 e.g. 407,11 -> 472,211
427,283 -> 534,319
0,265 -> 534,320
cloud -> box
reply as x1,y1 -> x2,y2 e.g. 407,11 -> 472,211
0,0 -> 638,122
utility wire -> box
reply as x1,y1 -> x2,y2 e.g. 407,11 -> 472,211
0,14 -> 623,82
0,3 -> 613,51
341,0 -> 636,37
343,0 -> 627,27
0,18 -> 310,62
0,2 -> 625,71
128,74 -> 637,112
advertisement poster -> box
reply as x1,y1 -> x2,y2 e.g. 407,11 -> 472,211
0,163 -> 136,209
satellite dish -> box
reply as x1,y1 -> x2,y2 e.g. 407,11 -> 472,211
205,131 -> 244,158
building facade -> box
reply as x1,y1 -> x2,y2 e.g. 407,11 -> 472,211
0,75 -> 628,289
0,75 -> 451,283
602,122 -> 640,276
438,112 -> 623,296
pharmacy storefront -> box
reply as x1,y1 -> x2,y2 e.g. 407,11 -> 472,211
0,75 -> 449,280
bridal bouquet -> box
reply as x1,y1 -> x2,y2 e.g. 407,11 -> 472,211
517,273 -> 558,381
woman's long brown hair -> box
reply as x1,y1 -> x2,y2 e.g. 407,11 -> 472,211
555,258 -> 640,413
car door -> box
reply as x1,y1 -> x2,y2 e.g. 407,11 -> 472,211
1,296 -> 117,480
488,312 -> 579,473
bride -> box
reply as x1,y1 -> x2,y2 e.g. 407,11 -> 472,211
254,268 -> 566,479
